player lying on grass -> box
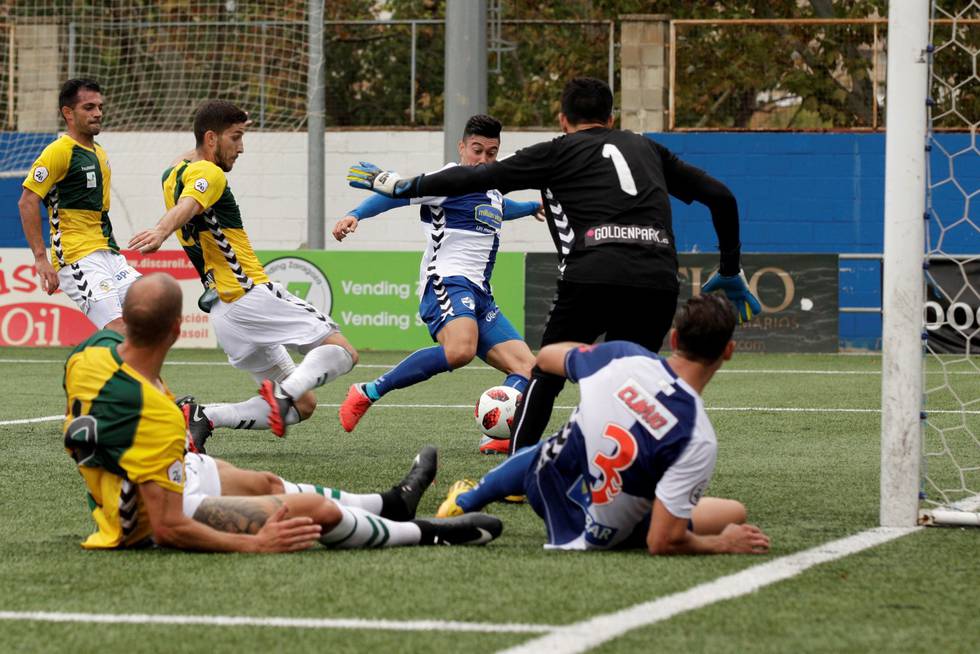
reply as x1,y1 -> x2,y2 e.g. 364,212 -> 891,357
335,114 -> 540,455
62,273 -> 502,552
130,100 -> 356,449
435,293 -> 770,555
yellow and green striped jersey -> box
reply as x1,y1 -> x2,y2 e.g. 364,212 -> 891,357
23,134 -> 117,270
63,330 -> 186,549
161,159 -> 268,303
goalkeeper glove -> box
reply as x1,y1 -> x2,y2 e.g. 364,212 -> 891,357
701,269 -> 762,324
197,270 -> 218,313
347,161 -> 419,198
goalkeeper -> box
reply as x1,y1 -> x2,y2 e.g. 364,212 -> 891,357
348,77 -> 760,456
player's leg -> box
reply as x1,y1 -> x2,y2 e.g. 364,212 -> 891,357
603,286 -> 678,353
436,442 -> 541,517
339,277 -> 479,432
57,250 -> 139,334
214,445 -> 438,521
508,280 -> 604,454
690,497 -> 748,535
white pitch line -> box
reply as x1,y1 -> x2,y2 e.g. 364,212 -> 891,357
7,358 -> 978,376
7,405 -> 980,428
0,611 -> 556,634
498,526 -> 921,654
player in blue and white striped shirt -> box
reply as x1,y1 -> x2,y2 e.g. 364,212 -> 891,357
334,116 -> 541,452
436,293 -> 771,555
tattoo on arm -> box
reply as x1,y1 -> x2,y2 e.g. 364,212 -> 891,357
193,496 -> 284,534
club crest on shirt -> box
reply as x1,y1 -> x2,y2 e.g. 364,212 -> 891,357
168,460 -> 184,485
194,178 -> 209,193
615,379 -> 677,439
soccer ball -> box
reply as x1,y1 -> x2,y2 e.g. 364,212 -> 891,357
474,385 -> 522,440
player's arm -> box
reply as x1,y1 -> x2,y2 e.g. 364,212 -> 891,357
17,188 -> 58,294
646,498 -> 769,555
657,143 -> 760,322
539,341 -> 651,383
535,342 -> 584,378
502,198 -> 542,221
138,480 -> 321,553
347,141 -> 556,198
129,195 -> 204,254
332,194 -> 409,242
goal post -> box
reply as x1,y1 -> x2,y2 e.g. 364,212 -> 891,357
880,2 -> 929,528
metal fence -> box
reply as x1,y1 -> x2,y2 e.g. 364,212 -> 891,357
0,16 -> 615,131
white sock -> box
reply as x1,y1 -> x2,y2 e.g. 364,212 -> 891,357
280,344 -> 354,399
204,397 -> 301,430
278,479 -> 383,514
320,505 -> 421,549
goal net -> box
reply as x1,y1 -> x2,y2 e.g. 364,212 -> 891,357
919,1 -> 980,526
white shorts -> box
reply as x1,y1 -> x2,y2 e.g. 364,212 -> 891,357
183,452 -> 222,518
58,250 -> 141,329
211,281 -> 339,383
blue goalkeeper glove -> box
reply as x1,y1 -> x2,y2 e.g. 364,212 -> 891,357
701,270 -> 762,323
347,161 -> 419,198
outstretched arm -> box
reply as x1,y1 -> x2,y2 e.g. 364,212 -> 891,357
129,196 -> 203,254
502,198 -> 542,221
332,194 -> 409,242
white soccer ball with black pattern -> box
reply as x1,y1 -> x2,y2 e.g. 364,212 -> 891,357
474,385 -> 522,440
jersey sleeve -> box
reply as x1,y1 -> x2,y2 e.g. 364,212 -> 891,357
654,437 -> 717,520
415,140 -> 557,196
651,140 -> 711,206
22,139 -> 72,198
564,341 -> 654,383
503,199 -> 539,220
349,194 -> 410,219
179,162 -> 227,211
120,403 -> 187,494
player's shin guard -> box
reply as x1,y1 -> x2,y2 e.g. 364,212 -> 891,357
508,365 -> 566,455
456,444 -> 537,512
278,479 -> 384,515
280,344 -> 354,399
319,505 -> 422,549
368,345 -> 451,400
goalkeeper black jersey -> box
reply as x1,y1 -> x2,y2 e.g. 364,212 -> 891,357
413,127 -> 741,289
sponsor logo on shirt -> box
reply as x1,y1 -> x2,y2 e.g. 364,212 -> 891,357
474,204 -> 502,231
33,166 -> 48,183
615,379 -> 678,439
194,178 -> 209,193
584,224 -> 670,247
583,512 -> 619,545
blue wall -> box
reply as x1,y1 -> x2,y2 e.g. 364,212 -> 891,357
649,132 -> 980,349
1,132 -> 55,248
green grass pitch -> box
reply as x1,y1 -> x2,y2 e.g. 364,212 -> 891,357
0,348 -> 978,653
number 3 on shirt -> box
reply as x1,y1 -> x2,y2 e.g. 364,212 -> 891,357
602,144 -> 638,196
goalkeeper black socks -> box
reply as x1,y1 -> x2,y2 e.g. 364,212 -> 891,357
508,365 -> 566,454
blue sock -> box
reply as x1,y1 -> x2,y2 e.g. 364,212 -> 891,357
457,444 -> 539,512
367,346 -> 451,400
503,373 -> 529,394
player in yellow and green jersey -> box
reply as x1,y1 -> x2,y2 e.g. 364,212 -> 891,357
129,100 -> 358,450
63,273 -> 502,551
18,79 -> 140,333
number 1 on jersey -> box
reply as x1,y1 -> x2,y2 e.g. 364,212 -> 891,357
602,144 -> 638,196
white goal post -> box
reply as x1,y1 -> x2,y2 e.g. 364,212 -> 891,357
882,1 -> 980,528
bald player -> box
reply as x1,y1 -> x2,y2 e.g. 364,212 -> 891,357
62,273 -> 503,551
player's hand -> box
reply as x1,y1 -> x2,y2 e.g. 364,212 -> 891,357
128,228 -> 169,254
253,505 -> 322,553
533,202 -> 547,222
33,256 -> 59,295
720,523 -> 770,554
701,269 -> 762,323
332,215 -> 359,242
346,161 -> 417,198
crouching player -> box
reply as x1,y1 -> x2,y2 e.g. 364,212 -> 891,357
436,293 -> 770,555
63,273 -> 502,552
